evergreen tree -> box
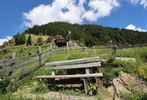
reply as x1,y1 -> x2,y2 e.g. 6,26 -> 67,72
20,32 -> 26,44
27,35 -> 32,45
15,33 -> 21,45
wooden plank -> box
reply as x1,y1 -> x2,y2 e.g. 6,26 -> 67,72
15,75 -> 29,87
6,64 -> 40,81
42,49 -> 50,55
8,53 -> 16,77
41,49 -> 55,60
46,56 -> 100,66
39,47 -> 42,68
0,53 -> 40,66
0,79 -> 15,82
83,78 -> 89,94
41,50 -> 55,65
117,44 -> 147,49
34,73 -> 103,78
85,68 -> 90,74
0,59 -> 39,75
52,65 -> 56,76
46,62 -> 101,70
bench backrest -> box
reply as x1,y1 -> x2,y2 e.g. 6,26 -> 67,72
46,56 -> 100,76
45,62 -> 101,70
46,56 -> 100,66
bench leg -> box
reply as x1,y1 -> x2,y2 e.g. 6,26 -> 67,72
83,78 -> 89,94
41,78 -> 46,87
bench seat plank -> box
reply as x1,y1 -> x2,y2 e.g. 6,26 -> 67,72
45,62 -> 101,70
34,73 -> 103,78
46,56 -> 100,66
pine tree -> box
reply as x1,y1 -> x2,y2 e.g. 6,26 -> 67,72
27,35 -> 32,45
20,32 -> 26,44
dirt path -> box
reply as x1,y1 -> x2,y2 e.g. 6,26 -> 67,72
13,86 -> 121,100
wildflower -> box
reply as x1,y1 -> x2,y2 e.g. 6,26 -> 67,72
143,94 -> 144,95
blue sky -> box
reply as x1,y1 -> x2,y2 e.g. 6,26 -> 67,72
0,0 -> 147,45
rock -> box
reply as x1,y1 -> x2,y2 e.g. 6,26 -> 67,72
116,57 -> 136,62
101,59 -> 108,65
112,71 -> 147,94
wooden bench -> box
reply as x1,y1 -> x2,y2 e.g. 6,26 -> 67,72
34,56 -> 103,94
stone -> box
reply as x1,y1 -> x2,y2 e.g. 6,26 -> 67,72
112,71 -> 147,95
116,57 -> 136,62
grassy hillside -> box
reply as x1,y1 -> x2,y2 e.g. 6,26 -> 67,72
25,34 -> 49,43
1,46 -> 147,100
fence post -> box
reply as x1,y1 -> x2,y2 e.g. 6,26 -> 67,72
50,44 -> 52,49
8,53 -> 16,77
83,47 -> 85,52
114,45 -> 117,57
93,46 -> 96,55
67,42 -> 69,53
39,47 -> 41,67
48,46 -> 49,50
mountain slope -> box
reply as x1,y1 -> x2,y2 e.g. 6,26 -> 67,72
24,22 -> 147,46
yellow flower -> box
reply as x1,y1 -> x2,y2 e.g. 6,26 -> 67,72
143,94 -> 144,95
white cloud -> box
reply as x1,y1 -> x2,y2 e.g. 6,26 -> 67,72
126,0 -> 147,8
82,0 -> 120,21
0,36 -> 13,45
22,0 -> 120,27
126,0 -> 140,5
140,0 -> 147,8
126,24 -> 146,32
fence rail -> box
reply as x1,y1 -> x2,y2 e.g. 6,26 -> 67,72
0,45 -> 57,87
58,43 -> 147,57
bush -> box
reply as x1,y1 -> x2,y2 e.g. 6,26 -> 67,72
37,37 -> 43,43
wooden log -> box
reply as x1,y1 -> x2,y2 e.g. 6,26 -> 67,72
41,49 -> 50,55
0,53 -> 39,66
117,44 -> 147,49
0,59 -> 39,75
93,46 -> 96,55
50,44 -> 52,49
83,47 -> 85,52
46,62 -> 101,70
8,53 -> 16,77
15,75 -> 29,87
39,47 -> 41,67
6,64 -> 40,81
46,56 -> 100,66
85,68 -> 90,74
52,65 -> 56,76
113,45 -> 117,57
41,49 -> 55,60
67,42 -> 69,53
34,73 -> 103,78
41,78 -> 46,87
83,78 -> 89,94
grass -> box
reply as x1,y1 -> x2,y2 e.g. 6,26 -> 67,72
1,46 -> 147,99
25,34 -> 49,43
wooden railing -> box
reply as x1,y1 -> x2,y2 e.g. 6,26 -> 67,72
0,45 -> 57,87
59,43 -> 147,57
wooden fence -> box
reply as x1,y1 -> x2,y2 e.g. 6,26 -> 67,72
0,45 -> 57,87
59,43 -> 147,57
